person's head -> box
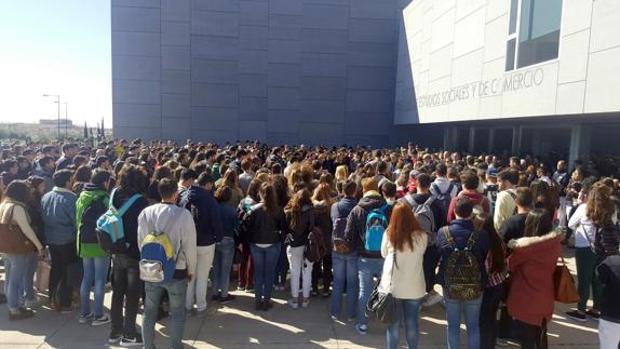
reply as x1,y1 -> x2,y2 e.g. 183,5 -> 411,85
95,156 -> 110,170
454,196 -> 474,220
222,169 -> 240,189
285,188 -> 313,228
335,165 -> 348,182
386,203 -> 422,252
214,186 -> 233,204
486,168 -> 498,183
3,160 -> 18,175
53,169 -> 74,189
241,158 -> 252,173
179,168 -> 197,188
435,163 -> 447,177
416,173 -> 431,193
158,178 -> 179,203
62,143 -> 77,157
556,160 -> 567,172
361,177 -> 378,194
460,169 -> 479,191
259,182 -> 279,217
91,169 -> 112,190
27,176 -> 46,196
515,187 -> 533,210
380,181 -> 397,199
38,156 -> 55,172
73,165 -> 92,183
117,164 -> 148,194
587,182 -> 615,226
524,209 -> 553,237
342,180 -> 357,198
196,172 -> 215,192
498,169 -> 519,191
3,180 -> 32,204
246,179 -> 262,202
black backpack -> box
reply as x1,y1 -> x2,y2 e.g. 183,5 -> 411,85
592,222 -> 620,257
332,202 -> 351,254
305,226 -> 327,263
432,183 -> 454,215
441,227 -> 482,301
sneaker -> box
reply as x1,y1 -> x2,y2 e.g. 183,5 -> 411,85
120,334 -> 143,347
287,298 -> 299,309
108,333 -> 122,344
211,294 -> 221,301
586,309 -> 600,320
78,312 -> 93,324
237,285 -> 246,291
330,314 -> 338,321
92,314 -> 111,326
311,288 -> 319,297
496,338 -> 509,347
24,298 -> 38,308
8,308 -> 35,320
355,323 -> 368,335
566,310 -> 587,322
245,286 -> 255,293
422,292 -> 443,307
301,298 -> 310,308
219,295 -> 236,304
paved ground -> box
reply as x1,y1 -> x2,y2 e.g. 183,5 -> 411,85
0,250 -> 600,349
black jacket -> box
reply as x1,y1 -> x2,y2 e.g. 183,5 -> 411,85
344,191 -> 390,258
178,186 -> 223,246
112,188 -> 149,260
241,203 -> 287,244
285,205 -> 314,248
598,255 -> 620,323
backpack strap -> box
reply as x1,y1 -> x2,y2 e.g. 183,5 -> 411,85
117,193 -> 142,217
431,183 -> 440,196
465,231 -> 478,250
423,195 -> 435,206
441,226 -> 455,248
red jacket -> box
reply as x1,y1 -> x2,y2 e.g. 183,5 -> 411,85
507,230 -> 562,326
447,190 -> 490,223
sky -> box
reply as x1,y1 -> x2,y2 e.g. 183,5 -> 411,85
0,1 -> 111,127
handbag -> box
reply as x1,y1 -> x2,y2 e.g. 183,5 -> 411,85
366,253 -> 397,324
553,257 -> 580,304
0,206 -> 37,254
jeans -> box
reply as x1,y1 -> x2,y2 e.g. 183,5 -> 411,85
111,254 -> 142,337
186,244 -> 215,311
445,296 -> 482,349
480,283 -> 506,349
49,242 -> 78,307
275,242 -> 289,286
357,257 -> 384,326
250,243 -> 281,301
143,279 -> 187,349
5,254 -> 30,311
330,251 -> 358,319
514,319 -> 547,349
598,319 -> 620,349
80,256 -> 110,318
575,247 -> 603,311
239,242 -> 254,289
214,237 -> 235,297
286,245 -> 313,299
423,245 -> 439,293
386,298 -> 422,349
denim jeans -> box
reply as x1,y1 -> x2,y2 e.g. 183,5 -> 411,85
80,256 -> 111,318
5,254 -> 30,311
357,257 -> 384,326
330,251 -> 358,319
386,298 -> 422,349
445,296 -> 482,349
143,279 -> 188,349
214,237 -> 236,297
250,243 -> 281,301
111,254 -> 142,337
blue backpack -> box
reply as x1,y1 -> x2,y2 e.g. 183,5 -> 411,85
364,204 -> 389,253
96,188 -> 142,254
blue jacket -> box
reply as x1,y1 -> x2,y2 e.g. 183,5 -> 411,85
436,219 -> 489,289
219,202 -> 239,239
179,186 -> 223,246
41,187 -> 77,245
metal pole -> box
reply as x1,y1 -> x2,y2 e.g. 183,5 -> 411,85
64,102 -> 68,137
57,96 -> 61,139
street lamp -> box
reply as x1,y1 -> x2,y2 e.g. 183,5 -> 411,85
63,102 -> 68,137
43,94 -> 61,139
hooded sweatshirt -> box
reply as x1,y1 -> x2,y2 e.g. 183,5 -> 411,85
344,190 -> 390,258
447,190 -> 491,223
76,183 -> 109,258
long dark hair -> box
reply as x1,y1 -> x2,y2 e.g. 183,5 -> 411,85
587,182 -> 615,226
259,182 -> 279,217
285,189 -> 313,229
524,209 -> 553,237
3,180 -> 33,204
483,215 -> 505,273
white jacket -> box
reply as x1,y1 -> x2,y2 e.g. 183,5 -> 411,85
379,232 -> 427,299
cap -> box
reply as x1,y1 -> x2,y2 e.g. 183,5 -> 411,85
486,167 -> 498,177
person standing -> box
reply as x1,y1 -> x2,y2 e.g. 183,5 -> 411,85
212,186 -> 239,303
494,170 -> 519,232
381,203 -> 428,349
138,178 -> 197,349
41,169 -> 78,312
597,254 -> 620,349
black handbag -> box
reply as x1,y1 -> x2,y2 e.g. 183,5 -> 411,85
366,253 -> 397,324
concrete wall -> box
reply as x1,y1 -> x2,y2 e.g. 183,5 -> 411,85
112,0 -> 399,146
395,0 -> 620,125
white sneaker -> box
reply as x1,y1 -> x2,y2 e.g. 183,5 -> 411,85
92,314 -> 111,326
78,312 -> 93,324
301,298 -> 310,308
423,293 -> 443,307
287,299 -> 299,309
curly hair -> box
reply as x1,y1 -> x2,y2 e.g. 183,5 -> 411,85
284,188 -> 313,229
587,182 -> 615,226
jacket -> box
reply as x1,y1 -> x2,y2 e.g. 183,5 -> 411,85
285,204 -> 314,248
344,191 -> 391,258
178,186 -> 223,246
494,189 -> 517,232
75,183 -> 109,258
41,187 -> 77,245
112,188 -> 149,260
32,165 -> 53,194
506,230 -> 562,326
436,219 -> 489,288
447,190 -> 490,223
219,202 -> 239,239
379,233 -> 428,300
598,255 -> 620,323
240,203 -> 287,244
314,200 -> 333,249
0,201 -> 44,251
330,197 -> 358,235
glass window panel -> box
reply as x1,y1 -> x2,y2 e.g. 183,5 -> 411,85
509,0 -> 518,34
506,39 -> 516,71
517,0 -> 562,68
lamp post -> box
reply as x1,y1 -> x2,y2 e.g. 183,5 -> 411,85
43,94 -> 61,139
63,102 -> 68,137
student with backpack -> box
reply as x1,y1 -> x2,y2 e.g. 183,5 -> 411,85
284,187 -> 315,309
429,164 -> 458,216
311,182 -> 335,297
106,164 -> 150,346
436,196 -> 489,349
329,180 -> 359,321
76,170 -> 113,326
138,178 -> 197,349
399,173 -> 443,307
447,170 -> 490,223
494,170 -> 519,232
344,177 -> 392,335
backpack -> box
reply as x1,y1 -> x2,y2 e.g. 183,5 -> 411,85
364,204 -> 389,253
402,194 -> 436,234
139,212 -> 183,283
592,222 -> 620,257
76,190 -> 108,245
432,183 -> 454,215
96,188 -> 142,254
332,202 -> 351,254
441,227 -> 482,301
305,226 -> 327,263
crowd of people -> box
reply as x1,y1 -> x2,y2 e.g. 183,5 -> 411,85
0,139 -> 619,349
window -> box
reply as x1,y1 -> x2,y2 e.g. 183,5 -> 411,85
505,0 -> 562,71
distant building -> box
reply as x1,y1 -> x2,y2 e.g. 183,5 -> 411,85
39,119 -> 73,132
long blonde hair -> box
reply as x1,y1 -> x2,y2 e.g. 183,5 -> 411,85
335,165 -> 348,183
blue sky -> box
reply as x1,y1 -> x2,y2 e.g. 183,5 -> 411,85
0,1 -> 111,127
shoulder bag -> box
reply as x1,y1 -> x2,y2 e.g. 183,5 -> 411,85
0,206 -> 37,254
366,252 -> 397,324
553,256 -> 580,304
